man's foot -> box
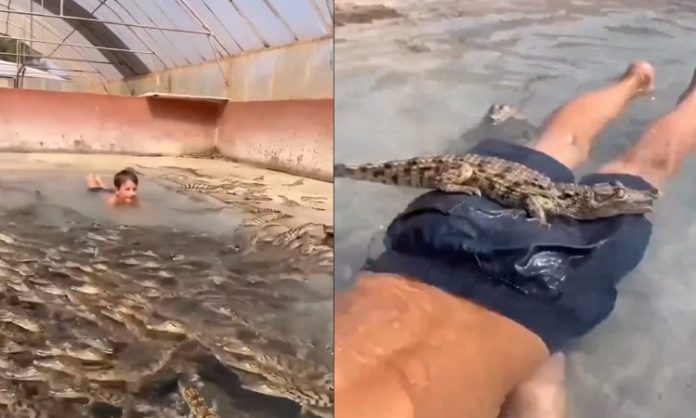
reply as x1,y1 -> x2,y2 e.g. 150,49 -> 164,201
498,353 -> 566,418
677,67 -> 696,104
619,60 -> 656,96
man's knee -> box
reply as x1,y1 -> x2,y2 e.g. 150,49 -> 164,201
599,158 -> 669,189
532,135 -> 590,170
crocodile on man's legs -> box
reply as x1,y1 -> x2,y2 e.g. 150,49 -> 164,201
335,61 -> 675,418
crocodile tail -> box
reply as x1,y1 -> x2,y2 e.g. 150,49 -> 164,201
334,163 -> 356,178
336,156 -> 459,185
334,162 -> 389,182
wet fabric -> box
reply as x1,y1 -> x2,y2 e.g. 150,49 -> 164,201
368,139 -> 655,351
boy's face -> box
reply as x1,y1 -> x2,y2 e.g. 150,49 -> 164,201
115,180 -> 138,203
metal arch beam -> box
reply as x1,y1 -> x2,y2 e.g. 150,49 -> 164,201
1,12 -> 108,80
0,51 -> 110,64
228,0 -> 269,48
0,34 -> 153,54
0,2 -> 128,79
44,0 -> 107,59
28,0 -> 149,77
261,0 -> 299,41
306,0 -> 332,34
326,0 -> 333,18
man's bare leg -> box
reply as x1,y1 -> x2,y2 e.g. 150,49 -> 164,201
601,67 -> 696,188
500,61 -> 657,418
534,61 -> 656,169
507,63 -> 696,418
498,353 -> 566,418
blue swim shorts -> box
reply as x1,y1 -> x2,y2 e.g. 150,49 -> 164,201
368,139 -> 656,351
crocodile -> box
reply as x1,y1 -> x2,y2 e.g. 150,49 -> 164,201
335,153 -> 659,226
0,364 -> 45,381
272,223 -> 322,247
301,195 -> 327,205
444,103 -> 539,154
315,249 -> 334,268
69,284 -> 102,295
34,284 -> 67,296
0,309 -> 43,334
299,237 -> 328,256
72,329 -> 115,355
4,396 -> 50,418
179,148 -> 227,160
178,374 -> 221,418
145,319 -> 188,336
0,216 -> 332,417
234,366 -> 333,413
59,342 -> 183,385
239,210 -> 291,227
0,323 -> 36,344
243,377 -> 332,412
35,342 -> 108,362
46,379 -> 140,413
278,194 -> 325,211
282,178 -> 305,187
232,353 -> 334,411
0,340 -> 26,354
178,183 -> 222,192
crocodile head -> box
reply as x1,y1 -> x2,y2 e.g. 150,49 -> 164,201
484,103 -> 525,125
585,181 -> 659,217
557,181 -> 659,219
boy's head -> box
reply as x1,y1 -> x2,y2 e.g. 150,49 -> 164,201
113,168 -> 138,203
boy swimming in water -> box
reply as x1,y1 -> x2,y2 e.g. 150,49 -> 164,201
86,168 -> 139,206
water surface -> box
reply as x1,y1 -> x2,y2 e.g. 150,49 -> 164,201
0,159 -> 332,417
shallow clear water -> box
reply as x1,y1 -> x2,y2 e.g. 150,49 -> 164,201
0,165 -> 332,417
335,1 -> 696,417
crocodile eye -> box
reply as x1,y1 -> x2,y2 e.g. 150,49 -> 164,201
614,187 -> 626,199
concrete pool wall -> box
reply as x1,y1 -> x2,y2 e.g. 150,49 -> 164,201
0,87 -> 333,181
217,99 -> 333,182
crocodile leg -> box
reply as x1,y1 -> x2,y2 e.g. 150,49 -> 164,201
437,183 -> 482,195
434,165 -> 481,195
524,195 -> 550,228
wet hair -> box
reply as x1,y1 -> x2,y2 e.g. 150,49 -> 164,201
113,168 -> 139,189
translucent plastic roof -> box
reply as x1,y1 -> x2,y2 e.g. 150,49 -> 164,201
0,58 -> 67,80
0,0 -> 334,83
